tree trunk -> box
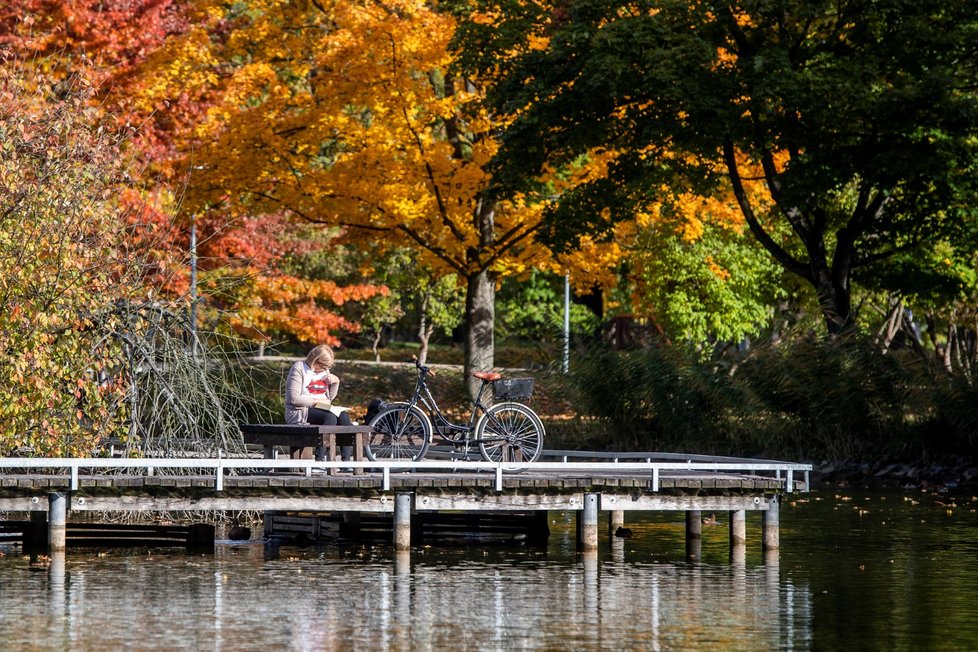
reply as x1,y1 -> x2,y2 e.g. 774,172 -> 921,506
463,269 -> 495,400
417,287 -> 432,366
877,297 -> 903,354
371,329 -> 382,363
461,196 -> 498,400
417,324 -> 434,366
812,265 -> 855,337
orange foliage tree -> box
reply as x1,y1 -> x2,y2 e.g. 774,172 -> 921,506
197,214 -> 390,350
135,0 -> 620,394
3,1 -> 390,352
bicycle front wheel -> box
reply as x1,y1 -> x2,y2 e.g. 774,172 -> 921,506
366,404 -> 432,461
475,402 -> 545,467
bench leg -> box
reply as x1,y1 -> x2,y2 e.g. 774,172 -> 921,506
327,436 -> 338,476
354,433 -> 364,476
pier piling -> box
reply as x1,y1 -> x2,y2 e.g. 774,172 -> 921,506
729,510 -> 747,547
579,493 -> 599,552
608,509 -> 624,538
685,510 -> 702,561
394,492 -> 412,551
762,496 -> 780,551
48,492 -> 67,553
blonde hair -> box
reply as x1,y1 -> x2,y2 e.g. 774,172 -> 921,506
305,344 -> 335,369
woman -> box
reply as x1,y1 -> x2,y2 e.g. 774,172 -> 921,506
285,344 -> 353,462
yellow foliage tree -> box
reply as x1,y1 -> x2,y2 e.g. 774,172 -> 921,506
136,0 -> 621,393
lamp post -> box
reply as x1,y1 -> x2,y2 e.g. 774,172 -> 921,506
563,273 -> 570,374
190,214 -> 198,355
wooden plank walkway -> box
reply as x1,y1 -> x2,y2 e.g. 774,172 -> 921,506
0,469 -> 799,491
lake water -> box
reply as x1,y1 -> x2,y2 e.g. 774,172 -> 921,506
1,488 -> 977,650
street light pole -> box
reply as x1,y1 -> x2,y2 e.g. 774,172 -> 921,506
563,273 -> 570,374
190,215 -> 198,355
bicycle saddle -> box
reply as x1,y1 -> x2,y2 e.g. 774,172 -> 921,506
472,371 -> 502,382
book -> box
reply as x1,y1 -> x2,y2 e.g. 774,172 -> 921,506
313,400 -> 350,418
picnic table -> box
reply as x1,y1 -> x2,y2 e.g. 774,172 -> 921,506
239,424 -> 374,476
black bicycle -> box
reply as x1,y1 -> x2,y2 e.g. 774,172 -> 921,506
365,357 -> 545,466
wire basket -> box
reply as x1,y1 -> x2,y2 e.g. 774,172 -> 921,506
493,377 -> 534,401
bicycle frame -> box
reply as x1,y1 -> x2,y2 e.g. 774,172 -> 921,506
366,357 -> 545,465
402,363 -> 494,445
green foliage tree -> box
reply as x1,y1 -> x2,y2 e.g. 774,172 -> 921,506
496,270 -> 597,342
631,221 -> 785,348
455,0 -> 978,336
412,273 -> 465,365
863,233 -> 978,372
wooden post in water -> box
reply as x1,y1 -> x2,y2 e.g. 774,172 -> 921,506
186,523 -> 216,551
685,510 -> 702,561
578,493 -> 599,552
48,492 -> 67,553
729,509 -> 746,564
762,496 -> 779,551
729,510 -> 747,546
608,509 -> 624,538
26,511 -> 47,550
343,512 -> 362,541
394,492 -> 412,551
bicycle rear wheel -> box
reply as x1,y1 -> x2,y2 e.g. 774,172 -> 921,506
475,402 -> 545,467
366,404 -> 432,461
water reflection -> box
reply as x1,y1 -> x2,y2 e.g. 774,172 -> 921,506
6,490 -> 975,649
0,535 -> 811,651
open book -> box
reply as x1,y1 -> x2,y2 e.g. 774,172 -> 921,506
313,400 -> 351,418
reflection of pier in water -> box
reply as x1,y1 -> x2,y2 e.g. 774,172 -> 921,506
32,540 -> 812,650
1,452 -> 810,560
379,547 -> 809,650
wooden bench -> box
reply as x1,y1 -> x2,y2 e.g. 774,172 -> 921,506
239,424 -> 374,476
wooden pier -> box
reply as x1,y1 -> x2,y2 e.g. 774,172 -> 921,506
0,452 -> 811,558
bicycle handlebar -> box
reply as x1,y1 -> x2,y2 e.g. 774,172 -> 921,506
411,355 -> 435,378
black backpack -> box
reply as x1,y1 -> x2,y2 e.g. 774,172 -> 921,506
364,398 -> 390,424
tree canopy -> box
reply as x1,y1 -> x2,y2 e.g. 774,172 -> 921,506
133,0 -> 625,394
455,0 -> 978,335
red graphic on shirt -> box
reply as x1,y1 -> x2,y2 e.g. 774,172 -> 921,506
307,378 -> 330,395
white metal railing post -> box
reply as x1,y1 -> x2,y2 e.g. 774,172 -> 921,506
383,467 -> 390,491
216,456 -> 224,492
651,467 -> 659,492
786,469 -> 793,493
495,464 -> 503,491
70,464 -> 79,491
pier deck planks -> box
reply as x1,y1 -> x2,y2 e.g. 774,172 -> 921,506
0,469 -> 798,493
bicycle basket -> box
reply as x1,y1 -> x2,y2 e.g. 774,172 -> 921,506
494,377 -> 534,400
